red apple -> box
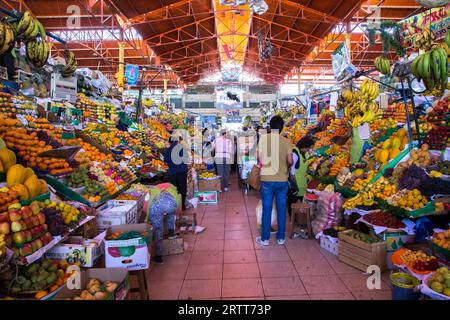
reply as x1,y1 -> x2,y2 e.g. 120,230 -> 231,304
30,241 -> 37,253
9,210 -> 22,222
20,243 -> 32,257
32,216 -> 40,227
37,213 -> 45,225
30,203 -> 40,215
30,227 -> 38,238
11,221 -> 22,233
24,230 -> 32,242
0,212 -> 9,223
35,239 -> 43,249
20,221 -> 27,231
0,222 -> 10,235
12,231 -> 25,245
23,218 -> 32,229
21,206 -> 32,219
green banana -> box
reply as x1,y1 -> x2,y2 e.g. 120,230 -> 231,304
16,11 -> 32,36
431,49 -> 441,82
437,47 -> 448,89
445,32 -> 450,48
29,20 -> 40,39
36,20 -> 46,39
23,17 -> 35,38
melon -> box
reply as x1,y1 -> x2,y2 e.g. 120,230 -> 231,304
24,175 -> 41,198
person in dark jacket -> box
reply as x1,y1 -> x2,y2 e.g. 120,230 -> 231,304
163,135 -> 189,210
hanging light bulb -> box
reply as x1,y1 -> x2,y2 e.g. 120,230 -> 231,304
249,0 -> 268,15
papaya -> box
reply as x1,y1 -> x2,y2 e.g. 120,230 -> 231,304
400,136 -> 408,150
382,139 -> 391,150
0,148 -> 17,172
0,138 -> 6,150
391,137 -> 401,150
23,168 -> 35,182
380,149 -> 390,163
397,128 -> 407,138
6,164 -> 26,187
24,175 -> 41,198
0,161 -> 3,172
38,179 -> 48,195
375,149 -> 382,163
11,183 -> 30,201
389,148 -> 401,160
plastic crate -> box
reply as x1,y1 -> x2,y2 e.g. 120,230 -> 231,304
96,200 -> 138,231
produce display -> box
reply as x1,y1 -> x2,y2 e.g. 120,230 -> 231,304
398,249 -> 438,272
426,267 -> 450,297
68,278 -> 118,300
0,258 -> 70,296
362,211 -> 405,229
432,229 -> 450,251
342,229 -> 381,244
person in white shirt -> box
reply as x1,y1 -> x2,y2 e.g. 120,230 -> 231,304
213,129 -> 234,192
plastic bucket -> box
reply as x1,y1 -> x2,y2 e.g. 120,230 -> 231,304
390,272 -> 421,300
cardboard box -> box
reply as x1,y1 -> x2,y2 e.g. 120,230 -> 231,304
320,236 -> 339,256
162,237 -> 184,256
45,232 -> 105,267
96,200 -> 138,231
52,268 -> 129,300
195,191 -> 218,204
383,232 -> 415,252
104,224 -> 152,271
198,178 -> 221,192
338,230 -> 387,272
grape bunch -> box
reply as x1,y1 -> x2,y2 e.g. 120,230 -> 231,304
42,207 -> 68,236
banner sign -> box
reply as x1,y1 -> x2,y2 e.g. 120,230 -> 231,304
399,4 -> 450,46
331,42 -> 357,81
216,88 -> 243,109
125,64 -> 139,86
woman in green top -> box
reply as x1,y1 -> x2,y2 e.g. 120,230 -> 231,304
289,137 -> 314,219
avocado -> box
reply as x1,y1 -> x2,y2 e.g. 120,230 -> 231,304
46,273 -> 57,286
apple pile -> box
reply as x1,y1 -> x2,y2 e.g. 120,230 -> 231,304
1,202 -> 54,258
425,95 -> 450,150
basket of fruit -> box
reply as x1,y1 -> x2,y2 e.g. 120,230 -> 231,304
391,248 -> 439,278
419,267 -> 450,300
430,229 -> 450,259
198,172 -> 218,180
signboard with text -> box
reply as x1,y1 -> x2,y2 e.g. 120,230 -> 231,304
399,4 -> 450,46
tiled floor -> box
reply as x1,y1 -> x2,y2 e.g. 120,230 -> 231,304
146,176 -> 393,300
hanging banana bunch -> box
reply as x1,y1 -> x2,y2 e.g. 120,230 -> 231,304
60,50 -> 77,78
17,11 -> 50,69
414,29 -> 436,51
0,20 -> 17,56
411,44 -> 448,94
341,80 -> 380,128
374,55 -> 391,75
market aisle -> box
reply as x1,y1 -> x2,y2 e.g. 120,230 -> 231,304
145,175 -> 393,300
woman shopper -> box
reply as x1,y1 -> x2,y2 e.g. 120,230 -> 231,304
213,129 -> 234,192
163,135 -> 189,210
292,136 -> 315,202
256,115 -> 293,246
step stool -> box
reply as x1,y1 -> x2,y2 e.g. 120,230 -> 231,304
127,270 -> 148,300
290,202 -> 313,239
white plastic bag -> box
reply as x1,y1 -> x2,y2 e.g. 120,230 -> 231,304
256,200 -> 277,229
